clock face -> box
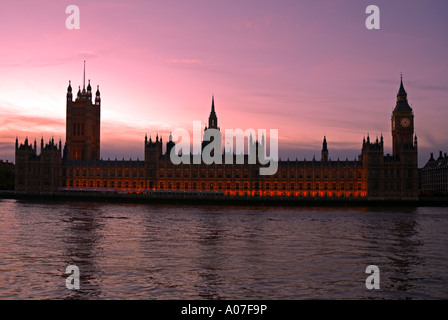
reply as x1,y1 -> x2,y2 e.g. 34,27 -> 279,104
401,118 -> 410,128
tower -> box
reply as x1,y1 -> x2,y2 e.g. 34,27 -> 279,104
208,95 -> 218,130
321,136 -> 328,161
202,96 -> 220,154
389,74 -> 418,199
66,61 -> 101,161
392,74 -> 415,156
144,134 -> 163,189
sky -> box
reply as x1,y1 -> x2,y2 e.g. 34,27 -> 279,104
0,0 -> 447,167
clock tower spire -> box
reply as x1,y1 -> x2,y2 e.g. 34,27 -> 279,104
392,74 -> 415,156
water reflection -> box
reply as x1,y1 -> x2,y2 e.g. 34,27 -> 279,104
61,202 -> 104,299
359,207 -> 423,298
195,208 -> 227,299
386,211 -> 424,296
0,201 -> 446,299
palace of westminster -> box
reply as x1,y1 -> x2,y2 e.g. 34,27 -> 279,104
14,71 -> 421,200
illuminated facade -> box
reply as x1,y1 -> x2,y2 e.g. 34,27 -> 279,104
15,75 -> 419,200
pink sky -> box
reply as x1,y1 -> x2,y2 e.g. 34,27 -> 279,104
1,0 -> 447,167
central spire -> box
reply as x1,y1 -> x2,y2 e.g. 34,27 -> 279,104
208,95 -> 218,130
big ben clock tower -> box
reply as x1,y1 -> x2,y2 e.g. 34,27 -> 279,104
388,74 -> 418,200
392,74 -> 415,156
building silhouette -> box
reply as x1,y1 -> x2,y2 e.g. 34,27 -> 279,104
15,72 -> 419,200
420,151 -> 448,195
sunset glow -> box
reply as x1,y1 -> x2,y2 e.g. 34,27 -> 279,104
1,0 -> 447,166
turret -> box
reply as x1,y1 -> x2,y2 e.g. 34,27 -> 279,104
321,136 -> 328,161
95,85 -> 101,105
166,132 -> 175,155
67,80 -> 72,101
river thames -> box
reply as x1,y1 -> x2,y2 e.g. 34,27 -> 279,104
0,199 -> 447,299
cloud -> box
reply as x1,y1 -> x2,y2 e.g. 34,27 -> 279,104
0,112 -> 65,135
0,50 -> 102,68
167,58 -> 202,64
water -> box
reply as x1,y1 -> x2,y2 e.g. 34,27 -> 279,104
0,199 -> 447,300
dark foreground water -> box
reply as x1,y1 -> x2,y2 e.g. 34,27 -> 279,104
0,199 -> 447,300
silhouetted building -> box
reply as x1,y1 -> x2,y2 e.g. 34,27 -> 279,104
15,137 -> 63,192
66,61 -> 101,161
14,73 -> 419,200
420,151 -> 448,195
0,160 -> 15,190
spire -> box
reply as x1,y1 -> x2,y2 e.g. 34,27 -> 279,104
83,60 -> 86,91
321,136 -> 328,161
398,72 -> 407,97
322,136 -> 328,152
208,95 -> 218,130
395,73 -> 411,109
